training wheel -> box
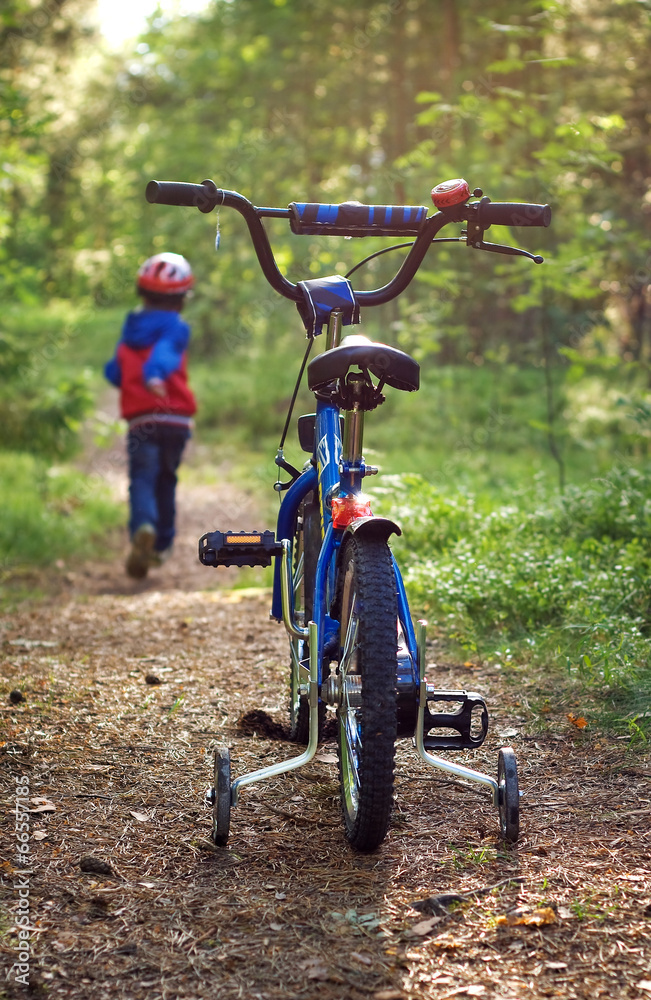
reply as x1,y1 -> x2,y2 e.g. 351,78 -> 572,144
497,746 -> 519,843
212,746 -> 232,846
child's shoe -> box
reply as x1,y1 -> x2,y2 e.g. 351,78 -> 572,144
126,523 -> 156,579
149,545 -> 173,568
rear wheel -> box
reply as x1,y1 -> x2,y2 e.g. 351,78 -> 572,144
336,534 -> 397,851
289,494 -> 324,742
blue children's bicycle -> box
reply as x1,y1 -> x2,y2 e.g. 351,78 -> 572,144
146,176 -> 551,852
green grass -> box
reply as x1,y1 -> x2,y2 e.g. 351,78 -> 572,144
372,465 -> 651,736
2,300 -> 126,375
0,302 -> 126,586
0,451 -> 122,573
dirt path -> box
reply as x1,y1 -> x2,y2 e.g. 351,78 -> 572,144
1,458 -> 651,1000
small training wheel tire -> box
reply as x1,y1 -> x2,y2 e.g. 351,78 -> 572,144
497,746 -> 519,843
212,746 -> 231,846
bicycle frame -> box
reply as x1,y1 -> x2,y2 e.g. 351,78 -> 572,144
271,308 -> 420,708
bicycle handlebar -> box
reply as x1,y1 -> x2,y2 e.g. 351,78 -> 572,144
288,201 -> 428,237
477,199 -> 551,229
145,178 -> 551,307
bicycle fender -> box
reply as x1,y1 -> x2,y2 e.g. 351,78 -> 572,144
343,515 -> 402,541
330,516 -> 402,619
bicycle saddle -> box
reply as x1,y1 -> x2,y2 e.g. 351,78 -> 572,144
307,335 -> 420,393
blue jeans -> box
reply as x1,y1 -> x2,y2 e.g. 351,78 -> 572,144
127,423 -> 190,551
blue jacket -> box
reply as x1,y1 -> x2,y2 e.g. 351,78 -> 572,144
104,309 -> 196,420
104,309 -> 191,387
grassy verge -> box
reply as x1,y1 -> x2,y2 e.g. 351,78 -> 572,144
0,302 -> 125,595
0,451 -> 122,593
372,465 -> 651,738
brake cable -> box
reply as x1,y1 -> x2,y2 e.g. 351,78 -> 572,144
274,334 -> 315,490
345,237 -> 468,279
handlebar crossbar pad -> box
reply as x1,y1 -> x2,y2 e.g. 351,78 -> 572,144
289,201 -> 427,237
478,200 -> 551,228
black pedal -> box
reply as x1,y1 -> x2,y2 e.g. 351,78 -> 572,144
421,690 -> 488,751
199,530 -> 283,568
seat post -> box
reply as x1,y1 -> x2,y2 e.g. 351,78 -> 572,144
342,402 -> 364,474
325,308 -> 343,351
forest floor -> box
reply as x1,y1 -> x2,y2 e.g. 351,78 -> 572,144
1,440 -> 651,1000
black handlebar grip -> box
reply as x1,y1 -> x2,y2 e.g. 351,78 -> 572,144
478,199 -> 551,228
145,180 -> 223,214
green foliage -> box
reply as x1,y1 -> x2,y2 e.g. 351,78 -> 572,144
558,465 -> 651,543
5,0 -> 650,366
0,451 -> 122,570
0,0 -> 100,301
0,301 -> 122,574
0,312 -> 95,459
375,466 -> 651,723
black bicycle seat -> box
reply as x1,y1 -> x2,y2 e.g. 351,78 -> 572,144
307,335 -> 420,392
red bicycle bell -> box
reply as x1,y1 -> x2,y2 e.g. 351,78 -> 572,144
431,178 -> 471,209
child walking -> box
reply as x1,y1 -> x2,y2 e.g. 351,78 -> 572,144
105,252 -> 197,579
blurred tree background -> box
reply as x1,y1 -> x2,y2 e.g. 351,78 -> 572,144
3,0 -> 651,486
3,0 -> 649,349
3,1 -> 649,427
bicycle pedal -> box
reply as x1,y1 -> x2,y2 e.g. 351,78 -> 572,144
421,690 -> 489,751
199,530 -> 283,568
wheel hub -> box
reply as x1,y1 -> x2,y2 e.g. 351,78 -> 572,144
342,674 -> 362,708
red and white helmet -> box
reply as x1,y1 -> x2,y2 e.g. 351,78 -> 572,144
136,252 -> 194,295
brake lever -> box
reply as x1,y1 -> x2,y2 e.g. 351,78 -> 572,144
473,240 -> 544,264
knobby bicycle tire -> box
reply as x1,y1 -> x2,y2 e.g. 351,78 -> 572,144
336,534 -> 398,851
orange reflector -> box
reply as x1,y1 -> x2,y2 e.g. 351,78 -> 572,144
331,495 -> 373,529
225,534 -> 262,544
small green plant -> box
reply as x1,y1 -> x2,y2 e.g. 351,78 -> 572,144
450,843 -> 495,869
625,717 -> 649,745
570,894 -> 618,922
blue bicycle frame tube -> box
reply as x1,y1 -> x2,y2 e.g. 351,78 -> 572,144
393,554 -> 419,675
315,399 -> 342,534
315,399 -> 343,621
271,464 -> 318,621
312,522 -> 338,670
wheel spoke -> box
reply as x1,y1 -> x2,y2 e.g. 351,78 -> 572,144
293,549 -> 304,594
341,709 -> 360,806
340,612 -> 358,674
